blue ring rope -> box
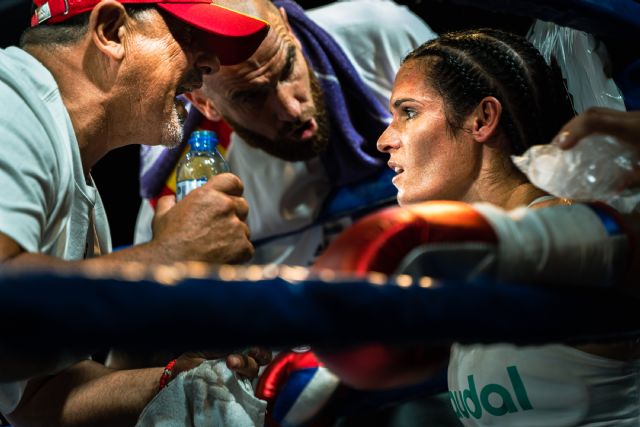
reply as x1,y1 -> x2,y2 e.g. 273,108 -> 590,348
0,269 -> 638,354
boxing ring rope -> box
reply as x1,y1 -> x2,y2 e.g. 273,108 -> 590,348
1,263 -> 638,356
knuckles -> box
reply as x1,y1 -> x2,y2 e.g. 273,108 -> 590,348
206,173 -> 245,196
581,107 -> 605,128
156,175 -> 253,264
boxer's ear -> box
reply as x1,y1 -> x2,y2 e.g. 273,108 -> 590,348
468,96 -> 502,143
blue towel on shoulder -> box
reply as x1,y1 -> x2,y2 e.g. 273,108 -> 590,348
275,0 -> 391,186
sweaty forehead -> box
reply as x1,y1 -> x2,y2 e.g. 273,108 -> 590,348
394,62 -> 432,93
214,24 -> 295,89
244,21 -> 293,71
391,65 -> 441,106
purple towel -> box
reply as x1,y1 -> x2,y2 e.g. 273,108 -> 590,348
139,0 -> 391,198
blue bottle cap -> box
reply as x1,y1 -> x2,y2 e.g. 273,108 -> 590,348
188,130 -> 218,151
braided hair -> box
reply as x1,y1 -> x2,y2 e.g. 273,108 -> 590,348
403,28 -> 575,155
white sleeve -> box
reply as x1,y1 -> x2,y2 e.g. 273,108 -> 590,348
308,0 -> 438,106
0,79 -> 59,253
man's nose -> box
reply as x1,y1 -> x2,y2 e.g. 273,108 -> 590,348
272,84 -> 303,122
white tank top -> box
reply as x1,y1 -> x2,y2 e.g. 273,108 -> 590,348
447,343 -> 640,426
448,196 -> 640,426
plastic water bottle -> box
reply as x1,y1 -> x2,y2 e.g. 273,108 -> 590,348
176,130 -> 230,201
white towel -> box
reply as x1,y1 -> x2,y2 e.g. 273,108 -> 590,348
136,360 -> 267,427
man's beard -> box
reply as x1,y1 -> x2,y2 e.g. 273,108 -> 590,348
226,70 -> 331,162
161,97 -> 187,149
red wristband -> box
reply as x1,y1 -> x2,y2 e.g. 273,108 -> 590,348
158,359 -> 178,391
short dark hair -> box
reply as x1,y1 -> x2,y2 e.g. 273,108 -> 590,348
403,28 -> 575,155
20,5 -> 154,48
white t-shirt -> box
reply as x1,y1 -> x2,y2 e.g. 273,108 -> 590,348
308,0 -> 435,108
0,47 -> 111,415
135,0 -> 437,266
448,199 -> 640,426
448,343 -> 640,426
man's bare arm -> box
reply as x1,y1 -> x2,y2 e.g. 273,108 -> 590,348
6,361 -> 162,427
0,173 -> 254,269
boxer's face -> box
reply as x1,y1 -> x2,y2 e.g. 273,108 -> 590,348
377,61 -> 479,206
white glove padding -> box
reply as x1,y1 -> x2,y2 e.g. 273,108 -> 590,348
473,203 -> 629,287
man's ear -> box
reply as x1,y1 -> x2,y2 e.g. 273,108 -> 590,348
468,96 -> 502,143
278,6 -> 302,49
184,90 -> 223,122
278,7 -> 291,31
88,0 -> 128,61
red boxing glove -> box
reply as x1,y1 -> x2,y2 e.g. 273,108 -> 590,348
312,200 -> 497,276
314,344 -> 449,392
256,349 -> 340,427
310,201 -> 495,390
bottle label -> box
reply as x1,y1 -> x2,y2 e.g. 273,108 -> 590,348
176,178 -> 208,201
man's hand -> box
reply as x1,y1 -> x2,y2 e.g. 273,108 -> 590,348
172,347 -> 273,381
151,173 -> 254,264
226,347 -> 273,378
553,107 -> 640,149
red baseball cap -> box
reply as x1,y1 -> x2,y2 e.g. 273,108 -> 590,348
31,0 -> 269,65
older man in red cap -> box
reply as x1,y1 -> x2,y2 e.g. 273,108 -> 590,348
0,1 -> 269,425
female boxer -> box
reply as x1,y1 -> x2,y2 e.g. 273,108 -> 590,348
376,29 -> 640,426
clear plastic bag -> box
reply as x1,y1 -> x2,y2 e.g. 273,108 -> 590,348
527,20 -> 626,113
512,135 -> 640,212
521,22 -> 639,212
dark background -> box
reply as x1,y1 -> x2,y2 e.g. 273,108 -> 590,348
6,0 -> 635,248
